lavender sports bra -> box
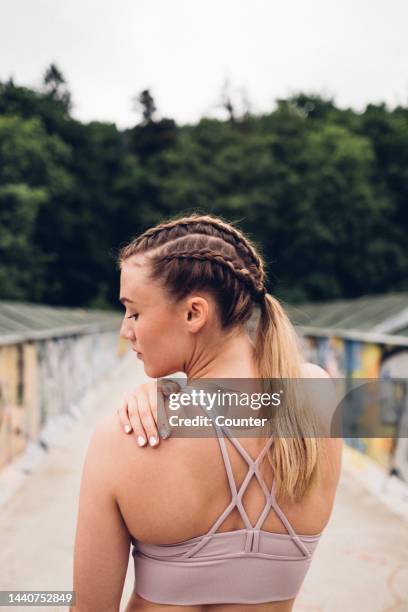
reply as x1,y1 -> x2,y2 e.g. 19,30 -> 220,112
131,412 -> 323,605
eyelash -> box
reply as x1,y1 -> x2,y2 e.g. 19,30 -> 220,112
127,314 -> 139,320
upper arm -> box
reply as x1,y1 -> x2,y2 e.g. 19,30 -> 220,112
301,362 -> 343,482
71,414 -> 131,612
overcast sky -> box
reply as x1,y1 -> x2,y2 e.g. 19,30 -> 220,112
1,0 -> 407,128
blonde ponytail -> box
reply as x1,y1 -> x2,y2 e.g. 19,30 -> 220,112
255,293 -> 303,379
255,292 -> 323,503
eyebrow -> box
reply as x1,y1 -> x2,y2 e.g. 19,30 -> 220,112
119,297 -> 134,305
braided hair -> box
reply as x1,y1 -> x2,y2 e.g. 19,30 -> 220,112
118,213 -> 268,330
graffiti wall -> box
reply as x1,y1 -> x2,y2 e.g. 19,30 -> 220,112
0,330 -> 128,472
301,334 -> 408,483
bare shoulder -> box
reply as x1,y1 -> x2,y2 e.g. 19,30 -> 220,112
84,412 -> 151,492
82,413 -> 124,477
300,362 -> 331,379
89,411 -> 125,446
300,363 -> 343,479
85,411 -> 130,462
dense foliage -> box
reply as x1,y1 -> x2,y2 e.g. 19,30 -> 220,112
0,66 -> 406,308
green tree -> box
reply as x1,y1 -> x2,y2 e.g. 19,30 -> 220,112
133,89 -> 157,125
1,71 -> 407,309
43,63 -> 72,113
0,184 -> 50,300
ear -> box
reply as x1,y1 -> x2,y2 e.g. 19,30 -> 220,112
185,296 -> 210,332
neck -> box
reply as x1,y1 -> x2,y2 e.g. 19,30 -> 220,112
185,326 -> 260,383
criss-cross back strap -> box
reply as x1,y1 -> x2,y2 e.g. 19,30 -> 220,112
183,420 -> 312,559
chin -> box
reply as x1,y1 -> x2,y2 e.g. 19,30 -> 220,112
144,363 -> 177,379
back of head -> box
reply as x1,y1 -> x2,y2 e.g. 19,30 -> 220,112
117,212 -> 304,377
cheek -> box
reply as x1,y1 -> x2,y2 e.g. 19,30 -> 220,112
139,310 -> 187,362
162,320 -> 186,347
151,321 -> 186,361
136,318 -> 166,352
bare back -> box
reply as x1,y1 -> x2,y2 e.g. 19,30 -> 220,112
108,415 -> 342,611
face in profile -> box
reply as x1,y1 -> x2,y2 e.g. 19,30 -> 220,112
119,255 -> 194,378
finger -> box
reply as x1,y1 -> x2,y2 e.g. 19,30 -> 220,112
148,384 -> 170,441
157,379 -> 181,439
136,393 -> 159,447
117,393 -> 133,434
158,378 -> 182,396
126,394 -> 148,447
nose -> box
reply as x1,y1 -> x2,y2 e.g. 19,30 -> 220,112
119,316 -> 135,341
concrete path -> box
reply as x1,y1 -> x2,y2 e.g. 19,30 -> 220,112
0,351 -> 407,612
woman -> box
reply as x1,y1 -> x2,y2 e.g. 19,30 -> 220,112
71,213 -> 342,612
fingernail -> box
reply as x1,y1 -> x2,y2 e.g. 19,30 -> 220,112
124,425 -> 132,434
159,427 -> 169,439
137,435 -> 146,446
149,436 -> 157,446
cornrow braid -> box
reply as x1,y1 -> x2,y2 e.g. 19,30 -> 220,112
158,248 -> 266,301
120,213 -> 266,286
